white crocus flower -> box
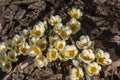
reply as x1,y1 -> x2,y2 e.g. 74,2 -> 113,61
5,39 -> 13,49
19,42 -> 30,56
55,40 -> 66,51
59,26 -> 72,40
31,25 -> 45,38
7,50 -> 18,62
36,38 -> 47,51
68,8 -> 83,19
0,53 -> 7,63
21,28 -> 31,39
49,15 -> 62,26
96,49 -> 112,66
38,21 -> 48,30
35,55 -> 48,68
29,46 -> 42,57
59,52 -> 68,61
13,34 -> 25,46
1,61 -> 12,73
13,46 -> 20,56
70,68 -> 84,80
72,60 -> 80,68
76,35 -> 92,49
63,45 -> 78,60
0,42 -> 7,52
49,35 -> 59,46
53,23 -> 63,33
29,37 -> 38,46
67,18 -> 81,34
47,47 -> 59,62
87,62 -> 101,76
78,49 -> 95,64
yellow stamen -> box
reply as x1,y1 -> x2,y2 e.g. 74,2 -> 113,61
16,40 -> 21,44
98,57 -> 105,63
70,24 -> 76,31
21,48 -> 27,53
69,50 -> 75,57
58,43 -> 63,49
1,56 -> 6,61
34,30 -> 41,36
75,70 -> 80,77
53,20 -> 58,25
81,42 -> 88,48
91,67 -> 97,73
51,51 -> 56,58
34,47 -> 40,55
83,55 -> 91,60
40,43 -> 46,49
10,54 -> 15,59
39,57 -> 44,61
5,63 -> 10,69
61,31 -> 67,38
72,13 -> 79,18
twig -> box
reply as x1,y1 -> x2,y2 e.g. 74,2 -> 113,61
0,0 -> 41,6
70,36 -> 75,45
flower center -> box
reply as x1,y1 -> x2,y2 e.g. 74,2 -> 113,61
10,54 -> 15,59
72,13 -> 79,18
58,43 -> 63,49
39,57 -> 44,61
21,48 -> 27,53
81,42 -> 88,48
16,40 -> 21,44
1,56 -> 6,61
35,30 -> 41,37
98,57 -> 105,63
53,20 -> 58,25
70,24 -> 77,31
40,43 -> 46,50
61,31 -> 68,38
51,51 -> 56,58
83,55 -> 91,60
69,50 -> 75,57
91,67 -> 97,73
75,70 -> 80,77
34,47 -> 40,55
5,63 -> 10,69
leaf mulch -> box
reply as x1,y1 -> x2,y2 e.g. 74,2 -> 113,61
0,0 -> 120,80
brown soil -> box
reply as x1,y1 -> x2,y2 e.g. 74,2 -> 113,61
0,0 -> 120,80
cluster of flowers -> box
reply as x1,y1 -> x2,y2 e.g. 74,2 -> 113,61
0,7 -> 112,80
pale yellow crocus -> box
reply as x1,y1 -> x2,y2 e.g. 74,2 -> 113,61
7,50 -> 18,62
68,8 -> 83,19
1,61 -> 12,73
49,15 -> 62,26
59,26 -> 72,40
36,38 -> 47,51
47,47 -> 59,62
13,34 -> 25,46
35,55 -> 48,68
76,35 -> 92,49
63,45 -> 78,60
31,25 -> 45,38
70,67 -> 84,80
87,62 -> 101,76
78,49 -> 95,64
67,18 -> 81,34
19,42 -> 30,56
96,49 -> 112,66
0,42 -> 7,52
29,46 -> 42,57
